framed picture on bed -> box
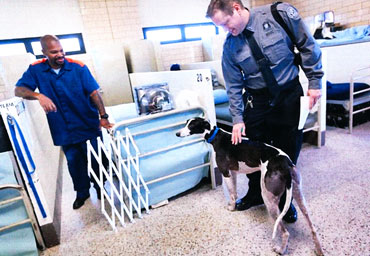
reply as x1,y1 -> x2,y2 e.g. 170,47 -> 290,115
133,83 -> 175,115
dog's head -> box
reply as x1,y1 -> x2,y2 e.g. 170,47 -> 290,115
176,117 -> 211,137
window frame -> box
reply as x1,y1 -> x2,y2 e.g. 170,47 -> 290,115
143,22 -> 220,45
0,33 -> 86,58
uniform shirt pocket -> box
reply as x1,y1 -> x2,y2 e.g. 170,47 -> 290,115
233,45 -> 259,76
261,31 -> 290,64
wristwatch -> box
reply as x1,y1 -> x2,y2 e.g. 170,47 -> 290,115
100,113 -> 109,119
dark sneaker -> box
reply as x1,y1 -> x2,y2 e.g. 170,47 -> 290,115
235,196 -> 264,211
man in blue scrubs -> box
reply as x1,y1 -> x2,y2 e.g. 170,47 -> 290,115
15,35 -> 113,209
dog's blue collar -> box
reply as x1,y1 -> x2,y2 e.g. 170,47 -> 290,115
207,127 -> 219,143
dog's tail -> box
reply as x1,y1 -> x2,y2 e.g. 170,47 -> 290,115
272,184 -> 293,239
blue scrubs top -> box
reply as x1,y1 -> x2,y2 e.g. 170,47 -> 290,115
16,58 -> 101,146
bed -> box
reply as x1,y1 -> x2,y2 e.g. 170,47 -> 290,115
87,68 -> 218,230
88,104 -> 214,230
326,67 -> 370,132
316,25 -> 370,132
0,152 -> 44,255
316,25 -> 370,48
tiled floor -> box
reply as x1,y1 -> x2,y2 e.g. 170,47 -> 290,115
41,123 -> 370,256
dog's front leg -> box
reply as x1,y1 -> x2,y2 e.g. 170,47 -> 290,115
223,170 -> 237,211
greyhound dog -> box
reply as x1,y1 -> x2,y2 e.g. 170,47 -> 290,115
176,117 -> 323,255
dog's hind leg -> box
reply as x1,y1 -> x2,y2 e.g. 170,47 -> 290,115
261,161 -> 290,255
291,167 -> 324,256
223,170 -> 237,211
261,189 -> 290,255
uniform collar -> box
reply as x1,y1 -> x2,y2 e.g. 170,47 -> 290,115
244,8 -> 255,33
41,58 -> 71,72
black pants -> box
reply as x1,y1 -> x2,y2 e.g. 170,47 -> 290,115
243,81 -> 303,203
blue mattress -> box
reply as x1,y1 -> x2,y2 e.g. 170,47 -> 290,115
327,81 -> 370,100
0,152 -> 38,256
213,89 -> 232,124
215,102 -> 232,123
111,107 -> 210,206
317,25 -> 370,47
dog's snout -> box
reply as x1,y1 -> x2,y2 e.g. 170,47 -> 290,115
176,131 -> 181,137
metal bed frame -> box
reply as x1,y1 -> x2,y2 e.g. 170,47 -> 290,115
327,65 -> 370,133
0,184 -> 45,250
349,66 -> 370,133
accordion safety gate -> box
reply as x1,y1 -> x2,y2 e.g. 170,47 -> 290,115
87,107 -> 215,230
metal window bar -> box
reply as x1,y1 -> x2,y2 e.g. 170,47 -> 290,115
349,65 -> 370,133
0,184 -> 45,250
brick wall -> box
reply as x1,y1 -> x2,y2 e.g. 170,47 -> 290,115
158,41 -> 205,71
77,0 -> 143,50
251,0 -> 370,28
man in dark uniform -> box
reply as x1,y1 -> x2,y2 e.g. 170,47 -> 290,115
206,1 -> 323,222
15,35 -> 113,210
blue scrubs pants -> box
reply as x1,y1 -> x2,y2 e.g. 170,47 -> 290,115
62,134 -> 105,198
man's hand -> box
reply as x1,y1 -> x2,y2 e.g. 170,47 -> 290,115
100,119 -> 114,130
36,94 -> 57,113
15,87 -> 57,113
307,89 -> 321,109
232,122 -> 246,145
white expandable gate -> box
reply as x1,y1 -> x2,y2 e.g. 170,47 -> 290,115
87,128 -> 150,231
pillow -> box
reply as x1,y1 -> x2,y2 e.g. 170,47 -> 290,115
213,89 -> 229,105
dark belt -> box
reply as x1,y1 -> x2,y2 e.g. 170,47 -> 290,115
247,76 -> 300,96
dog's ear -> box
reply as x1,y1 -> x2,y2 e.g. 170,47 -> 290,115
203,119 -> 211,130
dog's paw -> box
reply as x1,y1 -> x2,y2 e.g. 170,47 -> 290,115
314,248 -> 324,256
273,245 -> 286,255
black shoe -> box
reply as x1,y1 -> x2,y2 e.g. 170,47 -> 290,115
283,203 -> 298,223
73,195 -> 90,209
236,196 -> 264,211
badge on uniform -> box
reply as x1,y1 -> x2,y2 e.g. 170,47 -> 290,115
263,22 -> 271,31
287,6 -> 299,19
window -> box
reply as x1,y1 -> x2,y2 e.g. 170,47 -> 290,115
0,43 -> 27,56
143,22 -> 221,44
0,33 -> 86,58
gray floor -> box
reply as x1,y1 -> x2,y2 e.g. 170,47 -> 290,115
41,123 -> 370,256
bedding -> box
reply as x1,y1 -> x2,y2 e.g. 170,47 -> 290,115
327,81 -> 370,100
316,25 -> 370,47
